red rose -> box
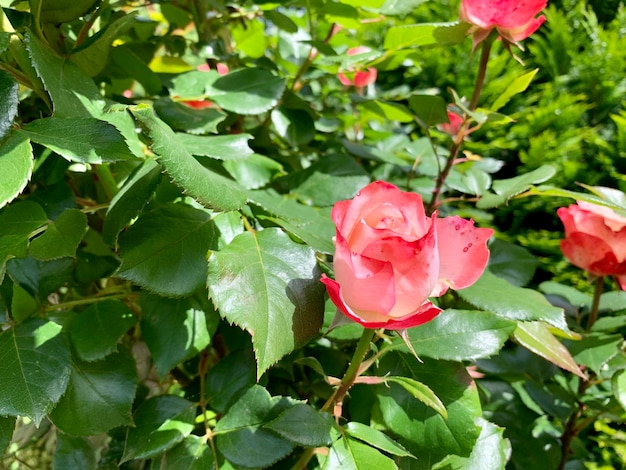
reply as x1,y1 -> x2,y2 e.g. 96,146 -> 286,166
321,181 -> 494,329
557,201 -> 626,289
338,47 -> 377,89
460,0 -> 547,48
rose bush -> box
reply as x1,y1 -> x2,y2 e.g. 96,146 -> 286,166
321,181 -> 493,329
459,0 -> 548,47
557,201 -> 626,289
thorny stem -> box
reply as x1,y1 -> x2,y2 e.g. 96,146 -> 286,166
291,22 -> 338,92
425,37 -> 493,215
75,0 -> 109,48
290,328 -> 376,470
585,276 -> 604,332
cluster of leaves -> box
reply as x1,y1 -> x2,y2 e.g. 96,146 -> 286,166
0,0 -> 625,469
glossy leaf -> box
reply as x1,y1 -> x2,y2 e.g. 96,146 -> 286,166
266,404 -> 334,447
513,321 -> 585,378
488,239 -> 537,287
396,310 -> 516,361
159,435 -> 216,470
612,370 -> 626,411
29,209 -> 87,260
131,106 -> 247,211
325,436 -> 398,470
223,153 -> 285,189
0,70 -> 18,140
0,133 -> 33,209
122,395 -> 195,463
176,133 -> 254,160
477,165 -> 556,209
0,319 -> 70,425
458,270 -> 568,332
207,228 -> 325,377
566,333 -> 623,375
54,434 -> 97,470
386,377 -> 447,419
345,422 -> 413,457
70,299 -> 137,362
19,117 -> 133,164
117,203 -> 218,297
141,294 -> 217,377
205,349 -> 257,413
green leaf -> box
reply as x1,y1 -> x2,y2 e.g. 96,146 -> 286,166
379,0 -> 429,15
528,185 -> 626,217
205,349 -> 257,414
54,434 -> 97,470
71,13 -> 138,77
477,165 -> 556,209
131,106 -> 247,211
214,385 -> 296,468
223,153 -> 285,189
117,203 -> 218,297
325,436 -> 398,470
154,97 -> 226,134
6,255 -> 74,300
361,100 -> 414,123
102,158 -> 162,244
110,45 -> 163,96
612,369 -> 626,412
19,117 -> 134,163
272,106 -> 315,147
50,349 -> 136,436
232,19 -> 267,58
122,395 -> 195,463
345,422 -> 413,458
11,282 -> 39,322
159,435 -> 216,470
0,416 -> 15,455
513,322 -> 585,378
0,70 -> 18,140
0,319 -> 70,425
26,32 -> 104,117
487,239 -> 537,287
375,353 -> 482,466
29,209 -> 87,260
264,10 -> 298,33
70,299 -> 137,362
446,166 -> 491,197
384,22 -> 469,50
141,294 -> 217,377
491,69 -> 539,112
207,228 -> 325,378
458,270 -> 568,332
205,68 -> 286,115
386,377 -> 447,419
408,94 -> 449,127
266,404 -> 334,447
176,133 -> 254,160
566,333 -> 623,375
395,310 -> 515,362
0,133 -> 33,209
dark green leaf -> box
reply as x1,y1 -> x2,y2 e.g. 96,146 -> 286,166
266,404 -> 334,447
0,133 -> 33,209
19,117 -> 134,163
0,70 -> 18,140
205,349 -> 256,413
6,255 -> 74,299
207,228 -> 325,377
613,370 -> 626,412
54,434 -> 97,470
154,97 -> 226,134
159,435 -> 216,470
264,10 -> 298,33
385,377 -> 447,419
325,436 -> 398,470
122,395 -> 195,463
345,422 -> 413,458
0,416 -> 15,455
117,203 -> 218,297
0,319 -> 70,425
70,300 -> 137,362
29,209 -> 87,260
271,106 -> 315,147
488,239 -> 537,287
131,106 -> 247,211
110,45 -> 163,96
458,270 -> 568,332
141,294 -> 216,377
408,95 -> 448,127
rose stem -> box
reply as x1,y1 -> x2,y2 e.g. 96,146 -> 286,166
290,327 -> 376,470
585,276 -> 604,332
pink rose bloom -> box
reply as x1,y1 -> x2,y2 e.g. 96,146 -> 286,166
321,181 -> 494,329
338,47 -> 377,89
557,201 -> 626,289
459,0 -> 547,48
438,110 -> 464,136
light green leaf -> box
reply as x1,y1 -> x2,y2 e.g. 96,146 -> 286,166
205,68 -> 286,115
395,310 -> 515,362
528,185 -> 626,218
131,106 -> 247,211
223,153 -> 285,189
266,404 -> 334,447
122,395 -> 195,463
409,94 -> 448,127
361,100 -> 414,123
386,377 -> 447,419
612,369 -> 626,412
208,228 -> 325,378
477,165 -> 556,209
491,69 -> 539,112
379,0 -> 429,15
458,270 -> 568,332
70,299 -> 137,362
232,19 -> 267,58
0,70 -> 18,140
49,349 -> 136,436
345,422 -> 413,458
176,133 -> 254,160
26,32 -> 104,117
54,434 -> 97,470
102,159 -> 162,244
384,22 -> 469,50
0,133 -> 33,209
141,294 -> 217,377
19,117 -> 134,163
325,436 -> 398,470
0,319 -> 70,425
117,203 -> 218,297
29,209 -> 87,260
513,322 -> 585,379
566,333 -> 623,375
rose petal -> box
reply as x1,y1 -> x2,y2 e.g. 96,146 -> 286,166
577,201 -> 626,231
353,69 -> 377,88
460,0 -> 547,29
338,301 -> 442,329
432,216 -> 493,296
560,232 -> 626,276
617,274 -> 626,291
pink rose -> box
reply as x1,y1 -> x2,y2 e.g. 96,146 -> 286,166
459,0 -> 547,48
321,181 -> 494,329
438,110 -> 464,136
557,201 -> 626,289
338,47 -> 377,89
